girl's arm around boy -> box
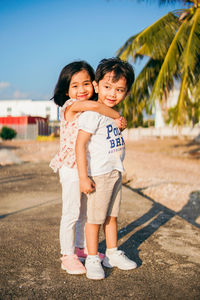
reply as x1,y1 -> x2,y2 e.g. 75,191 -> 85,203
75,129 -> 95,194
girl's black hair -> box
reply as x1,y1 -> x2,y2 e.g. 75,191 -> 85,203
95,57 -> 135,92
51,61 -> 96,106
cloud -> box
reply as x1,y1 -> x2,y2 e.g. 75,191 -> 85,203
0,83 -> 29,100
12,90 -> 29,99
0,82 -> 48,100
0,81 -> 11,90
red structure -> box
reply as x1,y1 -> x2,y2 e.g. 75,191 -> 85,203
0,116 -> 49,139
0,115 -> 47,124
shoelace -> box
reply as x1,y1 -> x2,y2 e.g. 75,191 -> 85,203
87,257 -> 101,264
71,255 -> 82,265
116,250 -> 131,262
115,250 -> 124,256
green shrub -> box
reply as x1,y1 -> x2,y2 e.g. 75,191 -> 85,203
142,119 -> 155,128
0,126 -> 17,140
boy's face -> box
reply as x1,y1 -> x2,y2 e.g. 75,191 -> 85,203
93,72 -> 128,107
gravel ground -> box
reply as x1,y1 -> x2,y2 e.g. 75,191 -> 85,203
0,137 -> 200,299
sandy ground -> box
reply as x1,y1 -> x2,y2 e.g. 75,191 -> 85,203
0,136 -> 200,216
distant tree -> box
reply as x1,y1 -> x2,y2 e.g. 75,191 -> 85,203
117,0 -> 200,126
0,126 -> 17,140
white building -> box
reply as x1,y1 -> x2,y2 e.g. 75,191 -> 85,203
155,88 -> 179,128
0,99 -> 59,121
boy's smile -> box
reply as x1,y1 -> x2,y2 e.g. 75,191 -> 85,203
93,72 -> 128,107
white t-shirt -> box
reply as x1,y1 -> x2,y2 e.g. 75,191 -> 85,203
78,111 -> 125,176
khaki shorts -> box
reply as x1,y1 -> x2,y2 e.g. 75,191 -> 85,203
87,170 -> 122,224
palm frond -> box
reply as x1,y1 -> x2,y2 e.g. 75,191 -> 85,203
116,58 -> 163,127
149,16 -> 189,102
193,76 -> 200,101
136,0 -> 193,6
181,8 -> 200,84
132,59 -> 163,102
117,12 -> 179,61
171,72 -> 188,125
118,1 -> 199,126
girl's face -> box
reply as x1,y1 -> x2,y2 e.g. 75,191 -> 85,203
67,70 -> 94,100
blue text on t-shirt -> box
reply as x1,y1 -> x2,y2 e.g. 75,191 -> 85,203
106,124 -> 125,149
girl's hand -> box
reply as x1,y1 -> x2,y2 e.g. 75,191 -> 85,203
115,116 -> 127,130
80,177 -> 96,194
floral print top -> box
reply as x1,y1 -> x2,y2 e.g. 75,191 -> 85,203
49,99 -> 81,172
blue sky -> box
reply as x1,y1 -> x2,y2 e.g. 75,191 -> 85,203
0,0 -> 182,100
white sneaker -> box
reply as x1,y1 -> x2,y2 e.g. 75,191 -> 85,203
85,255 -> 105,280
103,250 -> 137,270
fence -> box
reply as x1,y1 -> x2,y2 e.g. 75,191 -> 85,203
123,126 -> 200,141
0,124 -> 38,140
1,124 -> 199,141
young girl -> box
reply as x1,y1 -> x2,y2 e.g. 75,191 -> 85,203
49,61 -> 125,275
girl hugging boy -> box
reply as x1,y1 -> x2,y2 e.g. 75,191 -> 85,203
50,57 -> 137,280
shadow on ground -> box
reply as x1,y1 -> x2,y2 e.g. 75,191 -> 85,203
99,186 -> 200,269
0,144 -> 19,150
173,139 -> 200,159
0,179 -> 200,300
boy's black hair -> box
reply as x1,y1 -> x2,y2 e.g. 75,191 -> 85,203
95,57 -> 135,92
51,61 -> 96,107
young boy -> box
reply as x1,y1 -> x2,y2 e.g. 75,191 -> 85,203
75,57 -> 137,280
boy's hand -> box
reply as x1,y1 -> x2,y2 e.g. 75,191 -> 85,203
115,116 -> 127,130
80,177 -> 96,194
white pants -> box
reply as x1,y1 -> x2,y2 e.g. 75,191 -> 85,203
59,165 -> 87,255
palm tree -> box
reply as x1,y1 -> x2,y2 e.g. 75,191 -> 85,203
117,0 -> 200,127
